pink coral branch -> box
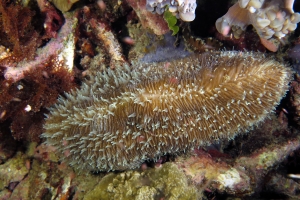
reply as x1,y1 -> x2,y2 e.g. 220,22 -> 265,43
4,14 -> 75,82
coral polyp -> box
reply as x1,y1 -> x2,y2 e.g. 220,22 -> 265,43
42,51 -> 292,171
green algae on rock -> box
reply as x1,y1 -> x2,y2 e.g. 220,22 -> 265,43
50,0 -> 79,12
42,51 -> 293,171
0,152 -> 29,190
83,163 -> 197,200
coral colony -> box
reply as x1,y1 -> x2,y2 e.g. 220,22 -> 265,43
216,0 -> 300,51
2,0 -> 300,199
146,0 -> 197,21
43,51 -> 292,171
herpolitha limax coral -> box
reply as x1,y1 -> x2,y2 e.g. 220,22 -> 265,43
42,51 -> 292,171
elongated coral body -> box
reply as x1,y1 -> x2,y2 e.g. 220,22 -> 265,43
42,51 -> 292,171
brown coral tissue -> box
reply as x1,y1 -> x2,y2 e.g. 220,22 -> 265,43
0,57 -> 76,142
43,51 -> 292,172
0,0 -> 42,64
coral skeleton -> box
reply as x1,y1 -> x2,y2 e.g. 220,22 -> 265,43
43,51 -> 292,171
146,0 -> 197,21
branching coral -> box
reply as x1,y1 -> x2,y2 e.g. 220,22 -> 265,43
216,0 -> 300,52
146,0 -> 197,22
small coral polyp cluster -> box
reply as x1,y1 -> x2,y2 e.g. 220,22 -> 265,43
146,0 -> 197,21
216,0 -> 300,51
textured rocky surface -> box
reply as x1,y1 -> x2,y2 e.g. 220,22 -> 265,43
84,163 -> 198,200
